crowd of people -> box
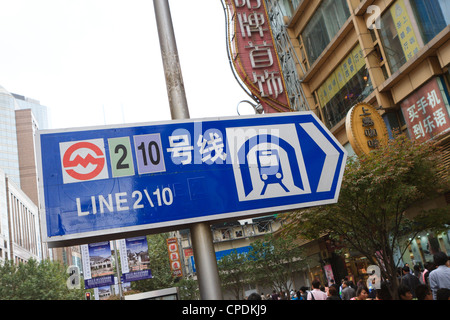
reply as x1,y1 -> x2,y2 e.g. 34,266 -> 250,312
247,251 -> 450,300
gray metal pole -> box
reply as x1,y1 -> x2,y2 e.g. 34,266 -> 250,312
153,0 -> 189,120
153,0 -> 223,300
190,222 -> 223,300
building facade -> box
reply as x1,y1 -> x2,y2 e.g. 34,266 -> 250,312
0,169 -> 42,264
262,0 -> 450,284
0,85 -> 52,263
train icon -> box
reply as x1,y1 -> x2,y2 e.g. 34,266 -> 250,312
256,149 -> 290,195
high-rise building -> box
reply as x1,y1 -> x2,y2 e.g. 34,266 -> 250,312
0,86 -> 21,186
0,85 -> 50,263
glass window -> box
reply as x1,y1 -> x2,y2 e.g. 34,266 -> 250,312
317,45 -> 374,128
322,68 -> 373,128
280,0 -> 300,18
301,0 -> 350,65
378,0 -> 421,74
410,0 -> 450,43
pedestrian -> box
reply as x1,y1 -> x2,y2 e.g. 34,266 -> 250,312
307,279 -> 327,300
436,288 -> 450,300
329,279 -> 340,293
413,265 -> 423,283
422,261 -> 435,286
398,284 -> 413,300
341,280 -> 356,300
351,286 -> 370,300
248,292 -> 262,300
271,290 -> 279,300
429,252 -> 450,300
299,287 -> 308,300
400,265 -> 421,298
415,284 -> 433,300
339,277 -> 347,298
375,281 -> 393,300
326,286 -> 341,300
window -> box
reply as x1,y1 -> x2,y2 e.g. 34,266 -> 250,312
280,0 -> 300,18
301,0 -> 350,65
410,0 -> 450,43
317,45 -> 374,128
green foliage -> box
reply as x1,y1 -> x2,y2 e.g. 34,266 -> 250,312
282,135 -> 450,298
248,234 -> 308,293
217,248 -> 251,299
0,259 -> 84,300
217,233 -> 308,298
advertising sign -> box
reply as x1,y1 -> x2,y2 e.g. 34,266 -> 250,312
226,0 -> 290,113
37,112 -> 347,247
400,77 -> 450,142
118,236 -> 152,282
390,0 -> 420,62
81,241 -> 114,289
167,237 -> 183,278
346,103 -> 390,156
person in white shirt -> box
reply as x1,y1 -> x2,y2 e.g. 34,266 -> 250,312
429,252 -> 450,300
307,279 -> 328,300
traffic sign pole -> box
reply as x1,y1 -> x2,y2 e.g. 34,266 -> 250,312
153,0 -> 223,300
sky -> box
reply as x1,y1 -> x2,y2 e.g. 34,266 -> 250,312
0,0 -> 255,130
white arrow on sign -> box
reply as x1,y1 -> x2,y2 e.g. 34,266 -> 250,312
300,123 -> 343,193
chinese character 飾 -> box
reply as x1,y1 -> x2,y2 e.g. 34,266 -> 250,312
253,70 -> 284,98
197,132 -> 227,164
167,135 -> 194,165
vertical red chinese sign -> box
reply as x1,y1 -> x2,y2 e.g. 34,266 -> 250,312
226,0 -> 291,113
167,237 -> 183,278
400,78 -> 450,142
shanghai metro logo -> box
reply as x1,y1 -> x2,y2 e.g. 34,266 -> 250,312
60,139 -> 109,184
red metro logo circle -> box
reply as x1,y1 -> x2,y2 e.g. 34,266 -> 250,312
60,139 -> 109,184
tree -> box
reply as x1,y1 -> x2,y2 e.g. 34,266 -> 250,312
282,135 -> 450,299
217,249 -> 250,300
247,234 -> 309,295
0,259 -> 84,300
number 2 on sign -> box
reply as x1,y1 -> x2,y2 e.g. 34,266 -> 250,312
108,137 -> 135,177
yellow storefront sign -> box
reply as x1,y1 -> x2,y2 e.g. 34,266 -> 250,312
318,44 -> 366,107
390,0 -> 420,62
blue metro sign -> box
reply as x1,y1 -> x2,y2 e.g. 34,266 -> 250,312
37,112 -> 347,247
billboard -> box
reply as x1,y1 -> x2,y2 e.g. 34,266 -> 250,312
37,112 -> 347,247
81,241 -> 115,289
118,236 -> 152,282
225,0 -> 291,113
